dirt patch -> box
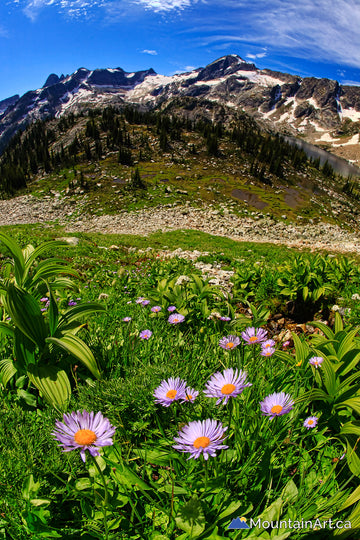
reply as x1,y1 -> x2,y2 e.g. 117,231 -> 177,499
284,188 -> 304,209
231,189 -> 268,210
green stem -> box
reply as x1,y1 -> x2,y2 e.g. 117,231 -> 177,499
89,453 -> 109,540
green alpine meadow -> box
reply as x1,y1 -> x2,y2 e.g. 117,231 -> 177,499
1,222 -> 360,539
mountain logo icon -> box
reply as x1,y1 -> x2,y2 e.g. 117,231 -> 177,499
228,516 -> 250,529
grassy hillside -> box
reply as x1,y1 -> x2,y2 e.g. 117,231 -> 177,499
1,104 -> 359,228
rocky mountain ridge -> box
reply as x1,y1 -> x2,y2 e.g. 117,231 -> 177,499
1,55 -> 360,162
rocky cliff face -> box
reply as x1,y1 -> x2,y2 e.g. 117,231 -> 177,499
1,55 -> 360,161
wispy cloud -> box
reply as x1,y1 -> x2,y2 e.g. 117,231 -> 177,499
190,0 -> 360,69
142,49 -> 158,55
21,0 -> 106,21
133,0 -> 194,12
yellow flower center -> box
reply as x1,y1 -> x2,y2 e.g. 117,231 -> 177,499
74,429 -> 97,446
193,436 -> 210,449
270,405 -> 283,414
225,342 -> 234,349
249,336 -> 258,342
166,389 -> 177,399
308,419 -> 314,425
185,395 -> 193,401
221,383 -> 236,395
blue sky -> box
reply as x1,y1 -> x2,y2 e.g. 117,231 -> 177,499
1,0 -> 360,101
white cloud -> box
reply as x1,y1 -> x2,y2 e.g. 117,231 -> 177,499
21,0 -> 106,20
246,51 -> 267,60
142,49 -> 158,55
193,0 -> 360,70
133,0 -> 194,12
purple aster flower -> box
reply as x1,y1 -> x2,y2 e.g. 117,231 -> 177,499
260,347 -> 276,357
40,297 -> 48,302
309,356 -> 324,368
262,339 -> 276,349
241,327 -> 268,345
151,306 -> 162,312
204,368 -> 252,405
167,306 -> 176,312
219,335 -> 241,350
168,313 -> 185,324
41,307 -> 47,312
122,317 -> 132,322
139,329 -> 152,340
136,297 -> 145,304
182,387 -> 199,403
173,419 -> 228,460
260,392 -> 294,421
68,301 -> 77,306
52,410 -> 116,463
303,416 -> 318,429
153,377 -> 187,406
220,316 -> 231,321
141,300 -> 150,306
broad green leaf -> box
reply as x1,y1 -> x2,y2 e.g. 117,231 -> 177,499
27,364 -> 71,409
107,459 -> 151,490
5,284 -> 48,348
46,286 -> 59,337
0,232 -> 25,285
281,479 -> 298,504
17,388 -> 37,407
345,438 -> 360,477
295,388 -> 332,404
337,328 -> 360,361
310,320 -> 335,340
321,356 -> 339,396
0,358 -> 17,386
339,487 -> 360,515
335,398 -> 360,415
46,334 -> 101,379
340,421 -> 360,438
22,474 -> 40,500
30,260 -> 78,285
175,496 -> 205,537
0,322 -> 15,339
14,328 -> 36,372
334,311 -> 344,334
56,303 -> 106,332
338,349 -> 360,377
23,241 -> 68,280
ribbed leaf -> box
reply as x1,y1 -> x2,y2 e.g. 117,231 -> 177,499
46,285 -> 59,337
23,240 -> 67,279
334,311 -> 344,334
321,356 -> 339,396
340,421 -> 360,438
46,334 -> 101,379
0,322 -> 15,339
310,320 -> 335,340
337,328 -> 360,361
338,349 -> 360,377
345,438 -> 360,477
0,358 -> 17,386
0,232 -> 25,285
30,260 -> 79,284
295,388 -> 332,404
51,277 -> 78,291
27,364 -> 71,409
57,303 -> 106,332
335,397 -> 360,415
14,328 -> 36,372
5,284 -> 48,348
